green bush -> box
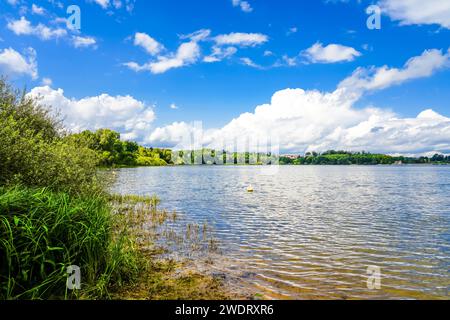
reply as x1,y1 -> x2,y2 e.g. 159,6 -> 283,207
0,78 -> 101,194
0,78 -> 143,300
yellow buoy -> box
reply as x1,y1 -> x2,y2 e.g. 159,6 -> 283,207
247,185 -> 254,192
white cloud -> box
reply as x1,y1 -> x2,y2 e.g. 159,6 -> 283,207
72,36 -> 97,48
133,32 -> 164,56
240,57 -> 263,69
339,48 -> 450,93
125,40 -> 201,74
126,30 -> 268,73
31,4 -> 46,15
7,17 -> 67,40
148,121 -> 214,148
180,29 -> 211,42
92,0 -> 110,9
0,47 -> 38,79
204,46 -> 237,63
303,42 -> 362,63
149,41 -> 200,74
231,0 -> 253,13
89,0 -> 135,12
41,77 -> 52,86
287,27 -> 298,35
170,103 -> 178,110
282,55 -> 298,67
147,49 -> 450,155
214,32 -> 268,47
379,0 -> 450,29
8,16 -> 98,50
112,0 -> 122,9
27,86 -> 155,143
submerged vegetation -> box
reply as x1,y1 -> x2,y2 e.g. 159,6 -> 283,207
0,78 -> 232,300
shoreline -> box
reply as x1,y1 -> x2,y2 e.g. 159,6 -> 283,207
109,194 -> 255,300
104,163 -> 450,170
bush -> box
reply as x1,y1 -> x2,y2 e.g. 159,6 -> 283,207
0,78 -> 101,194
0,78 -> 143,300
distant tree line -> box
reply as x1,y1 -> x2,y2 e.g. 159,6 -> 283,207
66,131 -> 450,167
279,150 -> 450,165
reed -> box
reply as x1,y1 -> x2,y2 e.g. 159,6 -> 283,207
0,186 -> 141,299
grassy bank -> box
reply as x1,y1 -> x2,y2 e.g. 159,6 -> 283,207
0,186 -> 233,299
0,186 -> 139,299
0,78 -> 232,300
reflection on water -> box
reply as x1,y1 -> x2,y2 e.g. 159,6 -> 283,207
111,166 -> 450,299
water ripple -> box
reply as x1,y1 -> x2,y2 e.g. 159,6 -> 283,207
111,165 -> 450,299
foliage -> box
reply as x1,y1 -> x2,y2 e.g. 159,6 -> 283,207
0,186 -> 143,299
0,78 -> 101,194
280,150 -> 450,165
66,129 -> 171,167
0,78 -> 143,300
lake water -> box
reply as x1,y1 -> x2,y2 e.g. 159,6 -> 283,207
111,165 -> 450,299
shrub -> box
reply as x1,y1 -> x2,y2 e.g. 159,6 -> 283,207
0,78 -> 101,194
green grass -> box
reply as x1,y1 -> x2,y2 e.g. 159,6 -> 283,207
0,186 -> 141,300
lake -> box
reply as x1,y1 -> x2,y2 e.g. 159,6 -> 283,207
111,165 -> 450,299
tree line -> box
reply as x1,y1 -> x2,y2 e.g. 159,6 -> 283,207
67,129 -> 450,167
279,150 -> 450,165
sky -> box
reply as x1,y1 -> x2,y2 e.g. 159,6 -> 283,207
1,0 -> 450,155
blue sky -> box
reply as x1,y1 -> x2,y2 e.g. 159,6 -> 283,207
1,0 -> 450,154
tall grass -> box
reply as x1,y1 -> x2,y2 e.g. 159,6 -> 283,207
0,78 -> 147,300
0,186 -> 141,299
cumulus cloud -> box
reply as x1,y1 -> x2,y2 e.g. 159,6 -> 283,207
125,29 -> 269,73
0,47 -> 38,79
124,28 -> 220,74
133,32 -> 164,56
31,4 -> 46,15
231,0 -> 253,13
214,32 -> 268,47
72,36 -> 97,48
7,16 -> 67,40
125,41 -> 201,74
89,0 -> 135,12
302,42 -> 362,63
146,48 -> 450,155
27,86 -> 156,143
148,122 -> 207,148
7,16 -> 96,49
379,0 -> 450,29
339,48 -> 450,94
